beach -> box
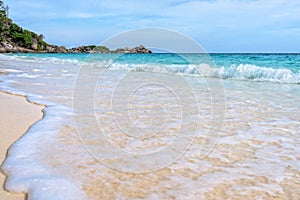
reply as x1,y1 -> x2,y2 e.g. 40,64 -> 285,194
0,92 -> 43,200
0,53 -> 299,199
0,0 -> 300,198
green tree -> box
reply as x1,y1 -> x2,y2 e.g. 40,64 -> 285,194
0,0 -> 8,17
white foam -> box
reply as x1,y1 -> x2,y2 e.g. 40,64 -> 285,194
17,74 -> 39,78
1,106 -> 87,200
0,53 -> 299,199
107,63 -> 300,84
218,64 -> 300,84
4,69 -> 23,73
0,54 -> 80,66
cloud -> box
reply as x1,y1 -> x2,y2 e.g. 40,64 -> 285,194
5,0 -> 300,52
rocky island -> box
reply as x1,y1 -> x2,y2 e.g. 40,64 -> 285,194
0,0 -> 151,54
68,45 -> 152,54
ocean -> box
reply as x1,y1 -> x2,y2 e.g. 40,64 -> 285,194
0,53 -> 299,199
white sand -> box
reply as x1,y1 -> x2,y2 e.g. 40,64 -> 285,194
0,92 -> 44,200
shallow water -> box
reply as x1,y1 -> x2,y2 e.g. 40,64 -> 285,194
0,53 -> 299,199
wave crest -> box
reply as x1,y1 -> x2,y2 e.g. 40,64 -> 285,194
108,63 -> 300,84
217,64 -> 300,84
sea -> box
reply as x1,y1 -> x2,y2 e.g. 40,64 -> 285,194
0,53 -> 299,199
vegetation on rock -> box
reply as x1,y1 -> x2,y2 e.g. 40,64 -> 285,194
0,0 -> 66,52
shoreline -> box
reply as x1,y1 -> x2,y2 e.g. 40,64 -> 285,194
0,92 -> 44,200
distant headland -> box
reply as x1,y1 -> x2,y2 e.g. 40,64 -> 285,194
0,0 -> 151,54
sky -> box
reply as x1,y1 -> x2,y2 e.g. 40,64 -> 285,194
5,0 -> 300,52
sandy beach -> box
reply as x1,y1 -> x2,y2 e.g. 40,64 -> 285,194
0,92 -> 44,200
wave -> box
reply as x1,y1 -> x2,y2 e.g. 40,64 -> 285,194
0,53 -> 299,199
108,63 -> 300,84
1,54 -> 299,84
217,64 -> 300,84
0,54 -> 81,65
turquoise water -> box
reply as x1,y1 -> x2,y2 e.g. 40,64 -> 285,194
9,53 -> 300,69
212,53 -> 300,72
0,53 -> 299,199
4,53 -> 300,83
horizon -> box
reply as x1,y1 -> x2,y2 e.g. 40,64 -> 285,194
4,0 -> 300,53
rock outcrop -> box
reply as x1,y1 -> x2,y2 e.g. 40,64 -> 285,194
0,13 -> 151,53
46,45 -> 67,53
67,45 -> 152,54
0,41 -> 152,54
0,41 -> 68,53
112,45 -> 152,54
68,45 -> 110,53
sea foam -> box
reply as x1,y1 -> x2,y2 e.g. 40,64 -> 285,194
0,53 -> 299,199
107,62 -> 300,84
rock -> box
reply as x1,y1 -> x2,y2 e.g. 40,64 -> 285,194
46,45 -> 56,53
31,39 -> 38,50
57,46 -> 67,53
0,41 -> 152,54
17,47 -> 36,53
68,47 -> 79,53
134,45 -> 152,54
0,41 -> 18,52
111,45 -> 152,54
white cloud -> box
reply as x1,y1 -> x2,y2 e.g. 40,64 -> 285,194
5,0 -> 300,51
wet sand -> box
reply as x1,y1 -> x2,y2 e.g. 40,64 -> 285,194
0,92 -> 44,200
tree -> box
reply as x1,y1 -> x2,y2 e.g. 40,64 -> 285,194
0,0 -> 53,50
0,1 -> 8,17
38,34 -> 44,41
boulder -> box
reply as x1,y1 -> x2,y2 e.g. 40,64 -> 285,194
31,39 -> 38,50
111,45 -> 152,54
57,46 -> 67,53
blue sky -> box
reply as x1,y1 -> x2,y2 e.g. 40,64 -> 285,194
5,0 -> 300,52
